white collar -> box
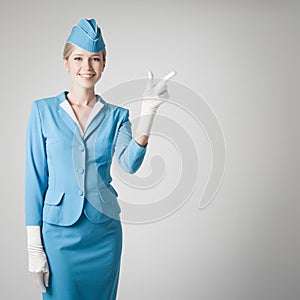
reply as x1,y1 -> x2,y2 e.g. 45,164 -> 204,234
59,98 -> 104,136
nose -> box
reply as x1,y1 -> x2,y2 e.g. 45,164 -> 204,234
83,58 -> 93,70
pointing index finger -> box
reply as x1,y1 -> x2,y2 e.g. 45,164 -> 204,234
156,71 -> 177,91
163,71 -> 177,81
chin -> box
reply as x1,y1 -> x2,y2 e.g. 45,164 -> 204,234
75,81 -> 97,89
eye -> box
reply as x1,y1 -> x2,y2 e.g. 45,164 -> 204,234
74,57 -> 82,61
92,57 -> 101,62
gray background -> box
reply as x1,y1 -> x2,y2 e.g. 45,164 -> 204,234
0,0 -> 299,299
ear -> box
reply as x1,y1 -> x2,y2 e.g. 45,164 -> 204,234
64,59 -> 70,73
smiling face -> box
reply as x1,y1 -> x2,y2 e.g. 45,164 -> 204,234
64,46 -> 106,90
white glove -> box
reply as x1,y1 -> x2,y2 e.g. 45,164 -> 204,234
26,226 -> 49,293
136,70 -> 177,137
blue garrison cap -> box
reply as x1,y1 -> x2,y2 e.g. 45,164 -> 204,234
66,18 -> 105,53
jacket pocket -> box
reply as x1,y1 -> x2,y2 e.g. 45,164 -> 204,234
44,190 -> 65,206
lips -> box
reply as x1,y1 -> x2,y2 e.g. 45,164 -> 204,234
79,73 -> 96,79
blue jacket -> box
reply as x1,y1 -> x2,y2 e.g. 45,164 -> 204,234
25,91 -> 147,226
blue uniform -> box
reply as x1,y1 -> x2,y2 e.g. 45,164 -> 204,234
25,91 -> 147,299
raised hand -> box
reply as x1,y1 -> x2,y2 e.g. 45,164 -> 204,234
136,70 -> 177,137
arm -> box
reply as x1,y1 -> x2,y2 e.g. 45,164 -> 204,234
25,101 -> 49,293
115,70 -> 176,173
114,109 -> 147,174
25,101 -> 48,226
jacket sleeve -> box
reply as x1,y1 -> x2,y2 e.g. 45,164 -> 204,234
25,101 -> 48,226
115,109 -> 147,174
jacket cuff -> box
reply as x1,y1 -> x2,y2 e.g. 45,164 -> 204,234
127,139 -> 147,173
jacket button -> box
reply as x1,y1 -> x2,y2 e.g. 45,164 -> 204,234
78,168 -> 84,174
78,190 -> 83,196
79,146 -> 85,152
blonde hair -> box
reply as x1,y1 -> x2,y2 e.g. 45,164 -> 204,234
63,43 -> 107,63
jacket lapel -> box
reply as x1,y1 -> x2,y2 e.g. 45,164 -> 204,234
55,92 -> 82,142
83,98 -> 106,140
57,106 -> 83,142
56,92 -> 106,142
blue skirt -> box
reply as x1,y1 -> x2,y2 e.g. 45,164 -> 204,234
41,209 -> 122,300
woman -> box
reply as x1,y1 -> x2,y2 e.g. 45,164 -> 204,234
25,18 -> 176,300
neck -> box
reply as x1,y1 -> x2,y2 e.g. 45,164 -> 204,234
67,85 -> 96,106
